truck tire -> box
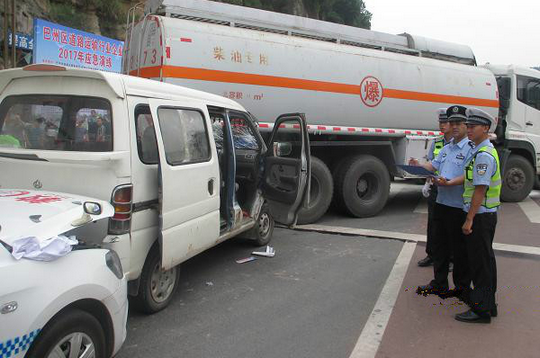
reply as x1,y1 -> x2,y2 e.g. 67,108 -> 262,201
534,175 -> 540,191
297,157 -> 333,224
501,154 -> 534,202
132,244 -> 181,314
26,309 -> 106,358
334,155 -> 390,217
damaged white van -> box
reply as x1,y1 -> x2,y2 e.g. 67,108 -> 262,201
0,64 -> 310,313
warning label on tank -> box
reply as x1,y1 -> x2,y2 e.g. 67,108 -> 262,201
360,76 -> 383,107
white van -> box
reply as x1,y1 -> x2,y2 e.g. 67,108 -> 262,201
0,64 -> 310,313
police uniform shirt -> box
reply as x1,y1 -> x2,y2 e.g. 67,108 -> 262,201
432,137 -> 474,209
463,139 -> 498,214
427,137 -> 451,161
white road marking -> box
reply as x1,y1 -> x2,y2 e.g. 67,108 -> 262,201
348,241 -> 417,358
518,197 -> 540,224
388,183 -> 405,199
413,199 -> 428,214
295,224 -> 540,256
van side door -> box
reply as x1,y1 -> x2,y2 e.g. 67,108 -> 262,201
261,113 -> 311,225
148,99 -> 220,270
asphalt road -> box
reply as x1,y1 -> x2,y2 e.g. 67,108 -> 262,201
117,229 -> 402,358
117,180 -> 540,357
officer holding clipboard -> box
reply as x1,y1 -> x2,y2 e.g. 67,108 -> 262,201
417,109 -> 452,268
408,105 -> 474,296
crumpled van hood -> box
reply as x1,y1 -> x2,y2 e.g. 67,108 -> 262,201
0,189 -> 114,247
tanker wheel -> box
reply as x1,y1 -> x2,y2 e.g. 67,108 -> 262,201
334,155 -> 390,217
534,175 -> 540,190
297,157 -> 333,224
501,154 -> 534,202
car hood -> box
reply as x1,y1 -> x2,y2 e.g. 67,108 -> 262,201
0,189 -> 114,248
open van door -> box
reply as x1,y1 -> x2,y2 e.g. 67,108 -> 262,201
148,99 -> 220,270
262,113 -> 311,226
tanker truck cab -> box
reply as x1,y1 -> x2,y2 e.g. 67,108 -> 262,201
0,65 -> 310,313
483,64 -> 540,201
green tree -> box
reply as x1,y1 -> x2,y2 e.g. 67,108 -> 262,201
216,0 -> 371,29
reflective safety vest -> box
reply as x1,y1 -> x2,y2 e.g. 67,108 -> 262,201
431,137 -> 445,175
432,137 -> 445,158
463,146 -> 501,209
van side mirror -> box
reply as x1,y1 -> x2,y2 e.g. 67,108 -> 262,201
273,142 -> 292,157
84,202 -> 102,215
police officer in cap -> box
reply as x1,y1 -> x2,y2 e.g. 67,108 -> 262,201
411,105 -> 474,295
455,108 -> 500,323
417,108 -> 452,267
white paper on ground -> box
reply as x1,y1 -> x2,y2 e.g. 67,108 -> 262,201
11,235 -> 78,261
252,245 -> 276,258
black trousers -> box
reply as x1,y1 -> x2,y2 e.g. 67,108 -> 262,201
464,212 -> 498,314
431,203 -> 469,290
425,184 -> 438,257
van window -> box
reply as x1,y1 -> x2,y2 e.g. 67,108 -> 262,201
135,105 -> 158,164
208,110 -> 259,150
517,75 -> 540,111
229,112 -> 260,150
0,95 -> 112,151
157,107 -> 211,165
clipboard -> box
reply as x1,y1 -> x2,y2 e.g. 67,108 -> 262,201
398,165 -> 437,177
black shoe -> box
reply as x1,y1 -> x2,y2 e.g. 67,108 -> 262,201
455,309 -> 491,324
416,283 -> 448,296
491,304 -> 498,318
417,256 -> 433,267
438,288 -> 461,299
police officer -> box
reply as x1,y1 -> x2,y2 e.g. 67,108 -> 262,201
412,105 -> 474,295
417,109 -> 452,267
454,108 -> 500,324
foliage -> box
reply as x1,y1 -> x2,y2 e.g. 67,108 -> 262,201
49,0 -> 126,39
93,0 -> 126,37
93,0 -> 125,22
49,3 -> 91,33
216,0 -> 372,29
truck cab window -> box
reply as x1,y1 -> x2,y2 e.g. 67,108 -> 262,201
517,75 -> 540,111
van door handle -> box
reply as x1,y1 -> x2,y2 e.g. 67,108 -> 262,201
208,179 -> 215,195
526,121 -> 534,126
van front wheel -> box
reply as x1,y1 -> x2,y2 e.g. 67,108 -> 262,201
133,244 -> 180,314
248,203 -> 274,246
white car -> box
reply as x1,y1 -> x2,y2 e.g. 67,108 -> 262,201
0,189 -> 128,358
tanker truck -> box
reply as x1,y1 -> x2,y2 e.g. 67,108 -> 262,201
123,0 -> 540,224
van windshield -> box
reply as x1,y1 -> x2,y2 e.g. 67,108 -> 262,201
0,95 -> 112,152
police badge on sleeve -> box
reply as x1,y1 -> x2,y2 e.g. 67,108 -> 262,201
476,164 -> 488,175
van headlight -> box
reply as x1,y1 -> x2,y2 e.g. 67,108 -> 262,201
105,250 -> 123,279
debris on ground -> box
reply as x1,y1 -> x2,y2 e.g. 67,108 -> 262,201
236,256 -> 257,264
252,245 -> 275,258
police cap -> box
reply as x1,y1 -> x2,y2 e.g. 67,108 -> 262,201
465,108 -> 497,132
446,105 -> 468,122
437,108 -> 448,122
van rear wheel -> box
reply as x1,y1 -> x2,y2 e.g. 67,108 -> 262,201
133,244 -> 180,314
